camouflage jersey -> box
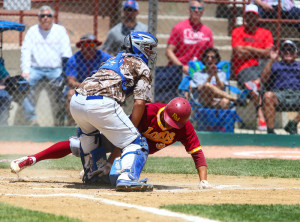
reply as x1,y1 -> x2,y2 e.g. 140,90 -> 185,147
75,53 -> 152,104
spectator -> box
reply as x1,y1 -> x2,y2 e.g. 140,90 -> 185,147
261,40 -> 300,134
65,34 -> 112,125
253,0 -> 300,33
231,4 -> 274,131
0,60 -> 11,125
166,0 -> 213,75
189,48 -> 248,108
21,5 -> 72,126
101,0 -> 148,56
284,112 -> 300,134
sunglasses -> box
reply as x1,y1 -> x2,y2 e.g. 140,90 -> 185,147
124,7 -> 137,12
83,42 -> 95,47
282,47 -> 296,53
190,6 -> 203,11
40,14 -> 53,18
206,55 -> 216,59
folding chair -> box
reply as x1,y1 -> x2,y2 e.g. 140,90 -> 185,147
178,60 -> 242,132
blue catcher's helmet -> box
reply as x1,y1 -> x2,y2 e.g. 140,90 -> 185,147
123,31 -> 158,69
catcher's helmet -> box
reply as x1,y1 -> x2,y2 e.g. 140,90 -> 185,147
164,97 -> 191,129
122,31 -> 158,68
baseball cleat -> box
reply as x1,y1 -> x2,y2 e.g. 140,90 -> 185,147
116,179 -> 153,192
10,156 -> 36,174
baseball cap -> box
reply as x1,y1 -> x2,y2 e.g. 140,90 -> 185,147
245,4 -> 258,14
282,40 -> 298,52
123,0 -> 139,10
76,34 -> 102,48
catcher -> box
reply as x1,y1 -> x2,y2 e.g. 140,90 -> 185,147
11,97 -> 211,189
68,31 -> 157,191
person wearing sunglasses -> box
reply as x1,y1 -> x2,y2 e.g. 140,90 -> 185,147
64,34 -> 112,125
20,5 -> 72,126
261,40 -> 300,134
101,0 -> 148,56
166,0 -> 213,75
190,48 -> 248,109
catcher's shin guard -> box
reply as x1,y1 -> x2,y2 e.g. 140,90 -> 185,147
109,157 -> 121,186
116,136 -> 152,191
80,146 -> 108,184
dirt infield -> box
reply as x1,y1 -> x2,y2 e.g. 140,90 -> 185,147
0,141 -> 300,222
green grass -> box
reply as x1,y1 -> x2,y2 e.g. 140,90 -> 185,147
0,154 -> 82,170
144,157 -> 300,178
1,155 -> 299,221
161,204 -> 300,222
0,202 -> 82,222
1,155 -> 300,178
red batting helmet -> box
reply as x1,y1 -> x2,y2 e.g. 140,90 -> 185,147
164,97 -> 191,129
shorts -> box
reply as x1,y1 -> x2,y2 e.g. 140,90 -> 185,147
237,65 -> 262,86
274,89 -> 300,111
237,60 -> 267,86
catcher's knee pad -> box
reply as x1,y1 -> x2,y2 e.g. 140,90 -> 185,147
80,145 -> 108,184
78,129 -> 101,154
117,135 -> 149,182
69,136 -> 81,157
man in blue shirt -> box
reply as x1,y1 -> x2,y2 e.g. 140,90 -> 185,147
261,40 -> 300,134
65,34 -> 112,125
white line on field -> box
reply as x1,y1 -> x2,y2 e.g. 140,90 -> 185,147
3,193 -> 218,222
233,150 -> 300,159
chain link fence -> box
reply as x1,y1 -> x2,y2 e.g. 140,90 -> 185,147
0,0 -> 299,135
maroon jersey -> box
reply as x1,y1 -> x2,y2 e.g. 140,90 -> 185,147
137,103 -> 207,168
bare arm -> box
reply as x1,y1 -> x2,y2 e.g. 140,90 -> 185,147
206,64 -> 224,89
261,48 -> 278,84
254,0 -> 274,11
197,166 -> 207,181
233,45 -> 271,60
165,44 -> 189,74
108,148 -> 121,165
67,76 -> 80,89
131,99 -> 146,128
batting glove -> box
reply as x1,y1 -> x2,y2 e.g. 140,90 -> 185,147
88,162 -> 112,179
199,180 -> 212,189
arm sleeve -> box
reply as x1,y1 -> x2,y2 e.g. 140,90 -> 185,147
133,60 -> 153,102
208,29 -> 214,48
167,25 -> 180,47
65,57 -> 78,78
191,149 -> 207,168
21,29 -> 33,73
231,28 -> 243,48
101,31 -> 115,53
180,121 -> 207,168
60,26 -> 72,58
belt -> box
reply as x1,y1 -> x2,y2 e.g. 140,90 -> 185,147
75,92 -> 103,100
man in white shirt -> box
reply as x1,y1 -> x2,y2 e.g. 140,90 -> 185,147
21,5 -> 72,126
